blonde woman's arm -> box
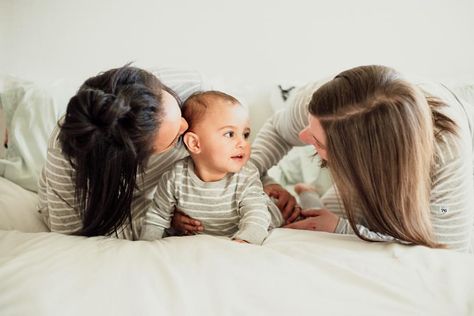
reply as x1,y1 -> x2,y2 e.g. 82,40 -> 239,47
250,82 -> 323,176
428,132 -> 474,252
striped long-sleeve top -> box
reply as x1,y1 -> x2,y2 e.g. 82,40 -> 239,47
251,80 -> 474,253
140,157 -> 283,245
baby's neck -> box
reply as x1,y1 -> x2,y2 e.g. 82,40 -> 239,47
191,157 -> 228,182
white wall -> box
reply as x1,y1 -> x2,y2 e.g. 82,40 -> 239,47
1,0 -> 474,87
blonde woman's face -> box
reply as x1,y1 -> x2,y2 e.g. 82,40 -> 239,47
299,114 -> 328,161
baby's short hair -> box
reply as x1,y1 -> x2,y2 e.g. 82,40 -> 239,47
182,90 -> 240,129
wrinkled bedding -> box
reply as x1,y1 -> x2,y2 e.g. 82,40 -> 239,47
1,227 -> 473,316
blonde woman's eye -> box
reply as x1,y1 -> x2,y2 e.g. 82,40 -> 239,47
243,132 -> 250,139
224,131 -> 234,138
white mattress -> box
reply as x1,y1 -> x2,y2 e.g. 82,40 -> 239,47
1,226 -> 474,315
1,123 -> 474,316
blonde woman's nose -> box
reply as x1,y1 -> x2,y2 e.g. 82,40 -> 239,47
299,127 -> 312,144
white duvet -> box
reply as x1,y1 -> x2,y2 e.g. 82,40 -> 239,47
1,227 -> 474,316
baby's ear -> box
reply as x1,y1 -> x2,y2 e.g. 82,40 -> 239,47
183,132 -> 201,154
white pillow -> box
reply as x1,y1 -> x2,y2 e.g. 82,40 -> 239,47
0,78 -> 73,192
0,176 -> 48,232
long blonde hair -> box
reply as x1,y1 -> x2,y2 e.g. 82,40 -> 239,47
309,65 -> 456,248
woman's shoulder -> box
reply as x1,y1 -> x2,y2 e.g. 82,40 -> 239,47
419,82 -> 474,131
433,131 -> 463,166
149,67 -> 208,102
418,83 -> 474,165
292,79 -> 330,102
432,128 -> 472,180
47,118 -> 63,150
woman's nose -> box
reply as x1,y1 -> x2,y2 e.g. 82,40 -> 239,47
299,127 -> 311,144
179,118 -> 189,135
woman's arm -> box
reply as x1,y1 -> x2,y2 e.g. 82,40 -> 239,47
285,186 -> 402,242
429,132 -> 474,252
250,82 -> 324,220
250,81 -> 322,175
38,147 -> 82,234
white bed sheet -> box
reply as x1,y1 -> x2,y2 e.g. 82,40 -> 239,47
1,227 -> 473,316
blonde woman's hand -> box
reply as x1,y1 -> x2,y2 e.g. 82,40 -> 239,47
284,208 -> 339,233
263,183 -> 298,223
170,209 -> 204,235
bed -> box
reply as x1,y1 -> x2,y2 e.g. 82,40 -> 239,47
1,75 -> 474,316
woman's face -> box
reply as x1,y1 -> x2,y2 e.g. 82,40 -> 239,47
299,114 -> 328,161
153,90 -> 189,154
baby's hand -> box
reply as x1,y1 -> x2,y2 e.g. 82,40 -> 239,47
233,239 -> 249,243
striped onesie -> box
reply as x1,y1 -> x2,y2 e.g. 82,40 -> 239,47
251,80 -> 474,252
140,157 -> 283,244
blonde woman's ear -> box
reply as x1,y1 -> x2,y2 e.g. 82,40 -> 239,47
183,132 -> 201,154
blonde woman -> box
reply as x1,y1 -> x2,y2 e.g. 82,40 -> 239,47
283,65 -> 474,252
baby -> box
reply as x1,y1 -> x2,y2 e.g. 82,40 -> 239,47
140,91 -> 283,244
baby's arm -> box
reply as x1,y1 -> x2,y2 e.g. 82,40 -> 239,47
233,168 -> 273,245
140,168 -> 177,241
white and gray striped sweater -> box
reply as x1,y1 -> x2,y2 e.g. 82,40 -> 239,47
140,157 -> 283,244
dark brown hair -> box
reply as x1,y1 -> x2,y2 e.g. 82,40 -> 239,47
59,65 -> 176,237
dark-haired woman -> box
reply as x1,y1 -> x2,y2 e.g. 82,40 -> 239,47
39,67 -> 204,239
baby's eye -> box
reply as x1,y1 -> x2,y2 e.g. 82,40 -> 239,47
224,131 -> 234,138
243,132 -> 250,139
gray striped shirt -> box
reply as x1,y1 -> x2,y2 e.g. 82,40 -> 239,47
140,157 -> 283,244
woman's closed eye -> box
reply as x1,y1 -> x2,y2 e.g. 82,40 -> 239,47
312,135 -> 326,150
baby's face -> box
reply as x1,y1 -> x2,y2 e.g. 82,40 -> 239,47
193,102 -> 251,174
